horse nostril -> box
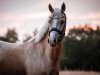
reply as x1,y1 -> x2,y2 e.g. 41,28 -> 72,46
54,38 -> 56,43
48,39 -> 49,43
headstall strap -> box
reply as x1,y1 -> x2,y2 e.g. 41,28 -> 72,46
49,14 -> 66,43
49,28 -> 62,35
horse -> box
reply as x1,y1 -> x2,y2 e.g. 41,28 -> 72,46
0,3 -> 66,75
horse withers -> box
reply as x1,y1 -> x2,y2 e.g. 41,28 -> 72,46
0,3 -> 66,75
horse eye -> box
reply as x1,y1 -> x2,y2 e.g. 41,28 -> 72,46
49,19 -> 51,23
60,20 -> 64,24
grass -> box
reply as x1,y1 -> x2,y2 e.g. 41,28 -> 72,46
59,71 -> 100,75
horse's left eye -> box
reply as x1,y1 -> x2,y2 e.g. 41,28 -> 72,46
60,20 -> 64,24
49,19 -> 51,23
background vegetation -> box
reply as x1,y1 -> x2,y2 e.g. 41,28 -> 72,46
0,29 -> 18,43
60,25 -> 100,71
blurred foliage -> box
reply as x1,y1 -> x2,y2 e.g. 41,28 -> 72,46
23,29 -> 38,42
0,29 -> 18,43
23,34 -> 32,42
60,25 -> 100,71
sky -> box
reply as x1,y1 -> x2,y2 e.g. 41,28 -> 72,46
0,0 -> 100,41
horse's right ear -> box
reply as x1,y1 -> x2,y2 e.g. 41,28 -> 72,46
61,3 -> 66,13
48,4 -> 54,13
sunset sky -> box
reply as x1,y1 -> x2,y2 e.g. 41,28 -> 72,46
0,0 -> 100,40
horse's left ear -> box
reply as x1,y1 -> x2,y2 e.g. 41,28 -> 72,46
61,3 -> 66,13
49,4 -> 54,13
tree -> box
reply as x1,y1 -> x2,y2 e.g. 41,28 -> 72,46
60,25 -> 100,71
0,29 -> 18,43
23,29 -> 38,42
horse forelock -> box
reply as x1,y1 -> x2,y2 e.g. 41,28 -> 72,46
53,8 -> 61,15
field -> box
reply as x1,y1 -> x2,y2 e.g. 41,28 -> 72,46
60,71 -> 100,75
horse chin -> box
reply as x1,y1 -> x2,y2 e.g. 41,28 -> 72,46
50,43 -> 57,47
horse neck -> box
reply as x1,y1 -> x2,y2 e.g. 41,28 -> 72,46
40,29 -> 62,67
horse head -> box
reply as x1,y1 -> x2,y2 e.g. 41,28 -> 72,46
48,3 -> 66,47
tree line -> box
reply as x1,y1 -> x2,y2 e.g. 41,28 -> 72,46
60,25 -> 100,71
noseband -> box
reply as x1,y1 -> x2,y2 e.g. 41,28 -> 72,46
49,16 -> 66,43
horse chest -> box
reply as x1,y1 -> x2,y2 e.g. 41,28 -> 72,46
24,49 -> 52,75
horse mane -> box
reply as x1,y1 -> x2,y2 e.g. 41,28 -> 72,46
28,8 -> 61,44
28,17 -> 50,44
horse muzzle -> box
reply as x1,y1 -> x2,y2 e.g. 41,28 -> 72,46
48,37 -> 57,47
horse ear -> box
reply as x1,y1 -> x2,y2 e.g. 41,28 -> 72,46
48,4 -> 54,13
61,3 -> 66,13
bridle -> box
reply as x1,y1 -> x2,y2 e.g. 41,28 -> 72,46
48,14 -> 66,43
